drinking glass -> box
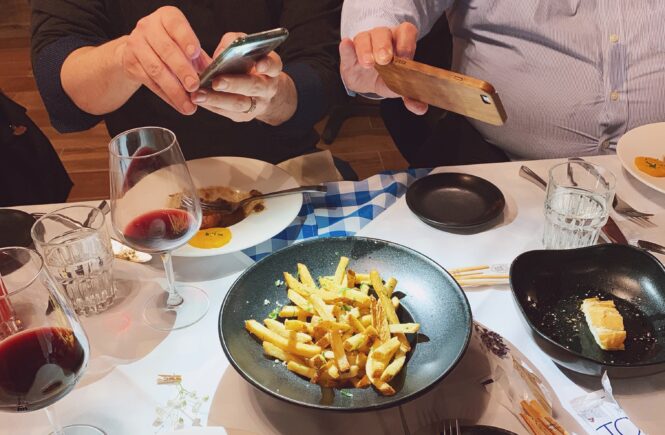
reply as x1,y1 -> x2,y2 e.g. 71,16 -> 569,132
108,126 -> 208,330
31,205 -> 116,316
0,247 -> 101,434
543,161 -> 616,249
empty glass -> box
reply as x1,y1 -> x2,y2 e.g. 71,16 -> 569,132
31,205 -> 116,316
543,161 -> 616,249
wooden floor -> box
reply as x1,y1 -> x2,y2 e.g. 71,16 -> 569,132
0,5 -> 406,202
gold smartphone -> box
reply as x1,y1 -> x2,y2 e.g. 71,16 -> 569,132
375,57 -> 507,126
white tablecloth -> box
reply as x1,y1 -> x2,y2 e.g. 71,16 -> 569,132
2,155 -> 663,435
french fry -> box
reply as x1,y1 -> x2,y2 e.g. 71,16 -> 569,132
344,332 -> 369,351
355,273 -> 371,284
264,319 -> 313,343
309,293 -> 335,322
360,314 -> 372,327
262,341 -> 305,365
316,333 -> 331,349
284,319 -> 313,334
287,360 -> 317,380
389,323 -> 420,334
338,365 -> 359,379
346,270 -> 356,288
309,354 -> 326,369
334,256 -> 349,284
317,319 -> 352,332
352,374 -> 371,388
385,277 -> 397,297
372,336 -> 400,361
380,350 -> 405,382
359,283 -> 370,294
245,320 -> 321,358
284,272 -> 314,297
279,305 -> 311,318
370,297 -> 391,342
347,313 -> 366,333
288,289 -> 314,314
371,270 -> 400,325
297,263 -> 317,289
330,329 -> 351,372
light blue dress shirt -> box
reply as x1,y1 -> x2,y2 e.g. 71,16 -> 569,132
342,0 -> 665,159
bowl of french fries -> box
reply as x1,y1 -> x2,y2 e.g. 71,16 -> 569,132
219,236 -> 472,410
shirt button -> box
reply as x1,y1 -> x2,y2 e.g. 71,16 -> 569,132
610,91 -> 619,101
610,34 -> 619,43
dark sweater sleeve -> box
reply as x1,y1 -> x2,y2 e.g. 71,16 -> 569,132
277,0 -> 345,130
30,0 -> 112,133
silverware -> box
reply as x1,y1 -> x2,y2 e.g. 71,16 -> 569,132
439,420 -> 460,435
638,240 -> 665,256
182,185 -> 327,213
519,165 -> 629,246
568,157 -> 654,227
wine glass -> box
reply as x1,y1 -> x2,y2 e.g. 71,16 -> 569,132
0,247 -> 101,434
108,126 -> 209,331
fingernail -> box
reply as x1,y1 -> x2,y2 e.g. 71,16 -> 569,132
378,49 -> 391,62
256,62 -> 267,73
185,75 -> 198,91
214,79 -> 228,91
183,102 -> 196,113
186,44 -> 199,58
191,91 -> 207,103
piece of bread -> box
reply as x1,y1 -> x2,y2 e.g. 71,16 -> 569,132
581,297 -> 626,351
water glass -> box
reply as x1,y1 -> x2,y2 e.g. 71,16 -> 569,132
31,205 -> 116,315
543,161 -> 616,249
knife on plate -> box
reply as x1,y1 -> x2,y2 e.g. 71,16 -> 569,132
518,165 -> 629,245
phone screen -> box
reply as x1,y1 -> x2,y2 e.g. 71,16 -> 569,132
199,28 -> 289,88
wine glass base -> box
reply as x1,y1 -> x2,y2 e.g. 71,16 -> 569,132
143,285 -> 210,331
50,424 -> 106,435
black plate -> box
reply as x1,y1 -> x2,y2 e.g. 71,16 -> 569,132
219,236 -> 472,411
406,173 -> 505,230
510,244 -> 665,377
0,209 -> 36,248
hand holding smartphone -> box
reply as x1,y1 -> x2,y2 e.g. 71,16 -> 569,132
199,28 -> 289,88
374,58 -> 507,126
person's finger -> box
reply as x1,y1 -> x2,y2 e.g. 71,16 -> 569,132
213,32 -> 247,58
392,22 -> 418,59
353,31 -> 374,68
339,38 -> 359,74
124,50 -> 192,114
143,24 -> 199,92
403,97 -> 428,115
255,52 -> 282,77
158,6 -> 202,59
193,51 -> 213,74
211,74 -> 276,97
190,89 -> 254,113
133,35 -> 196,114
369,27 -> 394,65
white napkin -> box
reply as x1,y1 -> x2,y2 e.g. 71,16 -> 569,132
277,150 -> 343,186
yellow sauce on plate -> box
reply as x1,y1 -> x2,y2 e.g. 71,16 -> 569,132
188,227 -> 232,249
634,156 -> 665,177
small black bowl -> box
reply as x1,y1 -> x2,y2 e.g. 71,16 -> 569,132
219,236 -> 472,411
406,173 -> 505,231
510,244 -> 665,377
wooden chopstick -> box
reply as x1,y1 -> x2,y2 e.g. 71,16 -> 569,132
449,265 -> 489,274
452,273 -> 509,280
456,279 -> 509,288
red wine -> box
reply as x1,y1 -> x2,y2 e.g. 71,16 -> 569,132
0,327 -> 85,412
123,209 -> 197,252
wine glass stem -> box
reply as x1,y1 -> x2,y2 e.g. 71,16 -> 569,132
45,406 -> 64,435
161,252 -> 183,308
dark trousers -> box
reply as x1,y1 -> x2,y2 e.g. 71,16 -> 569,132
380,99 -> 509,169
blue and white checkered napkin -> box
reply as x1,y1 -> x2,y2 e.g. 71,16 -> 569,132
242,169 -> 431,261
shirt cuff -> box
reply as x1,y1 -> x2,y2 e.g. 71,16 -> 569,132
33,35 -> 106,133
281,62 -> 327,130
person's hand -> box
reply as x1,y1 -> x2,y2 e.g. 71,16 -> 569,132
119,6 -> 202,115
190,33 -> 296,125
339,22 -> 428,115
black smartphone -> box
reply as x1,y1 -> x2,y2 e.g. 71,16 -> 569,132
198,28 -> 289,88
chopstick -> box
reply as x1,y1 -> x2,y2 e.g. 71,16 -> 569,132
450,265 -> 509,288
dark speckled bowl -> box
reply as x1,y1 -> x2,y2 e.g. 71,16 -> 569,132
219,236 -> 472,411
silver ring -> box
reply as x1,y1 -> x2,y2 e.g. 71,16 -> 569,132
243,97 -> 257,114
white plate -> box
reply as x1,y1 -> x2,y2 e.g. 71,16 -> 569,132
173,157 -> 301,257
616,122 -> 665,194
